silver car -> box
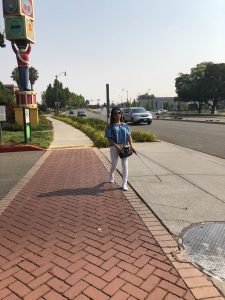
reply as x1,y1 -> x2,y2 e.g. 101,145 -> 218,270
122,107 -> 152,125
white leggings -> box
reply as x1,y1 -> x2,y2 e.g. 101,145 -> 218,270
110,146 -> 128,184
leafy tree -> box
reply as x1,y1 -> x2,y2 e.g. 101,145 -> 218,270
0,31 -> 6,48
204,63 -> 225,114
29,66 -> 39,90
43,83 -> 55,109
11,67 -> 20,87
85,99 -> 90,108
175,62 -> 213,114
68,92 -> 85,108
42,79 -> 85,110
132,99 -> 140,107
0,82 -> 14,104
137,93 -> 155,110
175,62 -> 225,114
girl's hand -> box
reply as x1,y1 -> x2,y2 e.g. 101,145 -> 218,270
116,145 -> 122,153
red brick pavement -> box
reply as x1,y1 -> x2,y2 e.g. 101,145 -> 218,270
0,149 -> 223,299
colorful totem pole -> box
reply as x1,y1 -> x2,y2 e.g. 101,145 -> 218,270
2,0 -> 38,126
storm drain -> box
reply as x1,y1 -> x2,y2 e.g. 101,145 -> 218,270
179,222 -> 225,281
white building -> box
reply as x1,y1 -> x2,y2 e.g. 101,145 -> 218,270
139,96 -> 177,111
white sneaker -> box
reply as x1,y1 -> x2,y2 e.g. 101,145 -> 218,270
109,175 -> 114,183
122,183 -> 128,191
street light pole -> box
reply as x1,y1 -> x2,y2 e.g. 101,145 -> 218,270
122,89 -> 129,105
55,71 -> 66,114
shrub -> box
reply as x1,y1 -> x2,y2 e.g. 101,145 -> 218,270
54,115 -> 157,147
32,115 -> 53,131
131,130 -> 156,142
2,122 -> 23,131
2,115 -> 53,131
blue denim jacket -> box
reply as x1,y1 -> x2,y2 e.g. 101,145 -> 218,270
105,123 -> 131,144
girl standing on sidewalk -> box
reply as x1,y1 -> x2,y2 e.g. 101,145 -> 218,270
105,107 -> 135,191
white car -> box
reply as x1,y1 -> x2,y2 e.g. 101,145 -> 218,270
122,107 -> 152,125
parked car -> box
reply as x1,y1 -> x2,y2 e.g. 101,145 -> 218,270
122,107 -> 152,125
77,110 -> 86,117
151,109 -> 167,115
159,109 -> 167,113
69,110 -> 76,115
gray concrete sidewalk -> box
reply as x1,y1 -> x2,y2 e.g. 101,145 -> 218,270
101,142 -> 225,236
47,116 -> 93,149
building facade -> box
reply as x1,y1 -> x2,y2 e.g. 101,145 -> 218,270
139,96 -> 177,111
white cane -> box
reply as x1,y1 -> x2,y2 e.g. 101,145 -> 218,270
133,150 -> 162,182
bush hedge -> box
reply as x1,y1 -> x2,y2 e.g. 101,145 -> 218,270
2,115 -> 53,131
54,115 -> 157,147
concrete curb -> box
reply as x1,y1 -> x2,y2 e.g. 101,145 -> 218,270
154,118 -> 225,125
0,145 -> 47,153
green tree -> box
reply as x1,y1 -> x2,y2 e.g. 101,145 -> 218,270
11,67 -> 20,87
42,79 -> 85,110
137,93 -> 155,110
175,62 -> 213,114
43,83 -> 55,109
175,62 -> 225,114
0,82 -> 14,104
29,66 -> 39,90
68,92 -> 85,108
131,99 -> 139,107
204,63 -> 225,114
0,31 -> 6,48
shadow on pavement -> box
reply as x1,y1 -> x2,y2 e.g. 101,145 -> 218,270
37,182 -> 120,198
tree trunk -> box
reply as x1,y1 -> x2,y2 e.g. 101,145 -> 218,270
211,100 -> 217,115
198,101 -> 203,114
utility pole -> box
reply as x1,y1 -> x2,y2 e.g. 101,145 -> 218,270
55,71 -> 66,114
106,84 -> 110,124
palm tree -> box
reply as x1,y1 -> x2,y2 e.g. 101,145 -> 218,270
11,67 -> 20,87
11,66 -> 39,90
0,31 -> 6,48
29,66 -> 39,90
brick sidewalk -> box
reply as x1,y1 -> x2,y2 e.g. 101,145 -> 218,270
0,148 -> 223,300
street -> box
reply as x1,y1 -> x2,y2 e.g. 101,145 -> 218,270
86,110 -> 225,159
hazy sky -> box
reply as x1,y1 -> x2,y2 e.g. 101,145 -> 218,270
1,0 -> 225,104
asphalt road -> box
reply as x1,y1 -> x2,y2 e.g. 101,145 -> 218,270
0,151 -> 44,200
132,120 -> 225,159
86,110 -> 225,159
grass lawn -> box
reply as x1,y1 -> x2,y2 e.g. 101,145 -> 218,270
1,130 -> 53,149
0,115 -> 53,149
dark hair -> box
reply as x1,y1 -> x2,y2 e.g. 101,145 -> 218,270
110,107 -> 123,125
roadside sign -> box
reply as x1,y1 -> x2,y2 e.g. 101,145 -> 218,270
23,107 -> 31,144
0,105 -> 6,144
0,105 -> 6,121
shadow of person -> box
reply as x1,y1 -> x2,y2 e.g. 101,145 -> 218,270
37,182 -> 119,198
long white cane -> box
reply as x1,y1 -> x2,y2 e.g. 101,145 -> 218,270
133,151 -> 162,182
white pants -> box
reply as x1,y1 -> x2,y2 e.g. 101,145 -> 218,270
110,146 -> 128,184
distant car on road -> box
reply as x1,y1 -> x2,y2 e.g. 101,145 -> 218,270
122,107 -> 152,125
151,109 -> 167,115
69,110 -> 76,115
77,110 -> 86,117
159,109 -> 167,113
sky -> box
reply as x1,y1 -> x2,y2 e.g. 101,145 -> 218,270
1,0 -> 225,105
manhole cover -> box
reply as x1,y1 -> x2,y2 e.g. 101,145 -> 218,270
179,222 -> 225,281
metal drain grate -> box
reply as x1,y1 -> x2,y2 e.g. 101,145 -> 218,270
180,222 -> 225,281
